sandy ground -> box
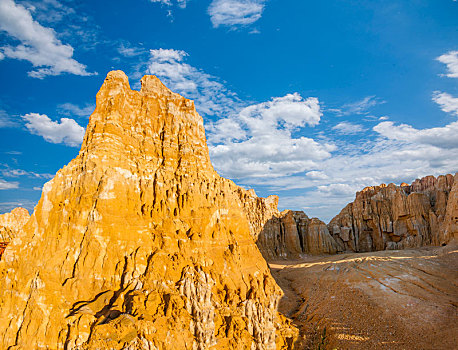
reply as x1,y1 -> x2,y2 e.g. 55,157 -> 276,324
269,245 -> 458,350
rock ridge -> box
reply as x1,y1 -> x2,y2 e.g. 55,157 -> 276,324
329,173 -> 458,252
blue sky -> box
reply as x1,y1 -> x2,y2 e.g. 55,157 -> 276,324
0,0 -> 457,221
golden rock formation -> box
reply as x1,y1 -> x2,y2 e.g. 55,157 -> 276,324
0,71 -> 297,349
0,207 -> 30,258
328,174 -> 457,252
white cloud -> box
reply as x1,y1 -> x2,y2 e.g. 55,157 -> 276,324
22,113 -> 84,147
437,51 -> 458,78
57,103 -> 94,117
0,165 -> 53,179
432,91 -> 458,115
330,95 -> 384,116
0,179 -> 19,190
373,120 -> 458,149
332,121 -> 365,134
0,110 -> 18,128
317,183 -> 357,196
267,135 -> 458,221
149,0 -> 189,9
208,0 -> 266,28
305,171 -> 329,180
117,43 -> 145,57
0,0 -> 94,78
141,48 -> 458,222
208,94 -> 334,178
147,48 -> 243,116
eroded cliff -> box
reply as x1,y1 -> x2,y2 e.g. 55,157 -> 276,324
0,71 -> 297,349
0,207 -> 30,259
243,202 -> 340,259
329,174 -> 457,252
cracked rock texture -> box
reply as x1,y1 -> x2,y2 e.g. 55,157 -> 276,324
0,208 -> 30,258
241,199 -> 340,259
0,71 -> 297,349
328,174 -> 458,252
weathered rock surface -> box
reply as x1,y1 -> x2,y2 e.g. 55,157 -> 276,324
443,174 -> 458,244
0,207 -> 30,244
244,203 -> 340,259
329,174 -> 457,252
0,71 -> 297,349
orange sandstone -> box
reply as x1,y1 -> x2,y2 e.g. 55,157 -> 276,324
0,71 -> 296,349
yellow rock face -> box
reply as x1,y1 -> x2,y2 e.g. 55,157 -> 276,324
0,207 -> 30,244
0,71 -> 296,349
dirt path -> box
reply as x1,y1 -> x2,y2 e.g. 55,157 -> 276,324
269,245 -> 458,350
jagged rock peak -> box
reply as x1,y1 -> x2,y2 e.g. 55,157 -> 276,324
0,71 -> 296,349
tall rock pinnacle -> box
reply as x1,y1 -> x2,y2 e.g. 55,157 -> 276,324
0,71 -> 296,349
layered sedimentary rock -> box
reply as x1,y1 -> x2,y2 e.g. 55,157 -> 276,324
0,207 -> 30,246
0,71 -> 297,349
329,174 -> 457,252
244,203 -> 340,259
443,174 -> 458,244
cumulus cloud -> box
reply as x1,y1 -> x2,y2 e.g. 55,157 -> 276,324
437,51 -> 458,78
22,113 -> 84,147
0,0 -> 94,78
305,171 -> 329,180
373,120 -> 458,149
317,183 -> 357,196
141,48 -> 458,222
208,0 -> 266,28
208,94 -> 334,178
0,179 -> 19,190
147,48 -> 242,116
332,121 -> 365,134
432,91 -> 458,115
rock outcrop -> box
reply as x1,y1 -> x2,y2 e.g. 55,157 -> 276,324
0,71 -> 297,349
443,174 -> 458,244
0,207 -> 30,259
329,174 -> 457,252
242,200 -> 340,259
